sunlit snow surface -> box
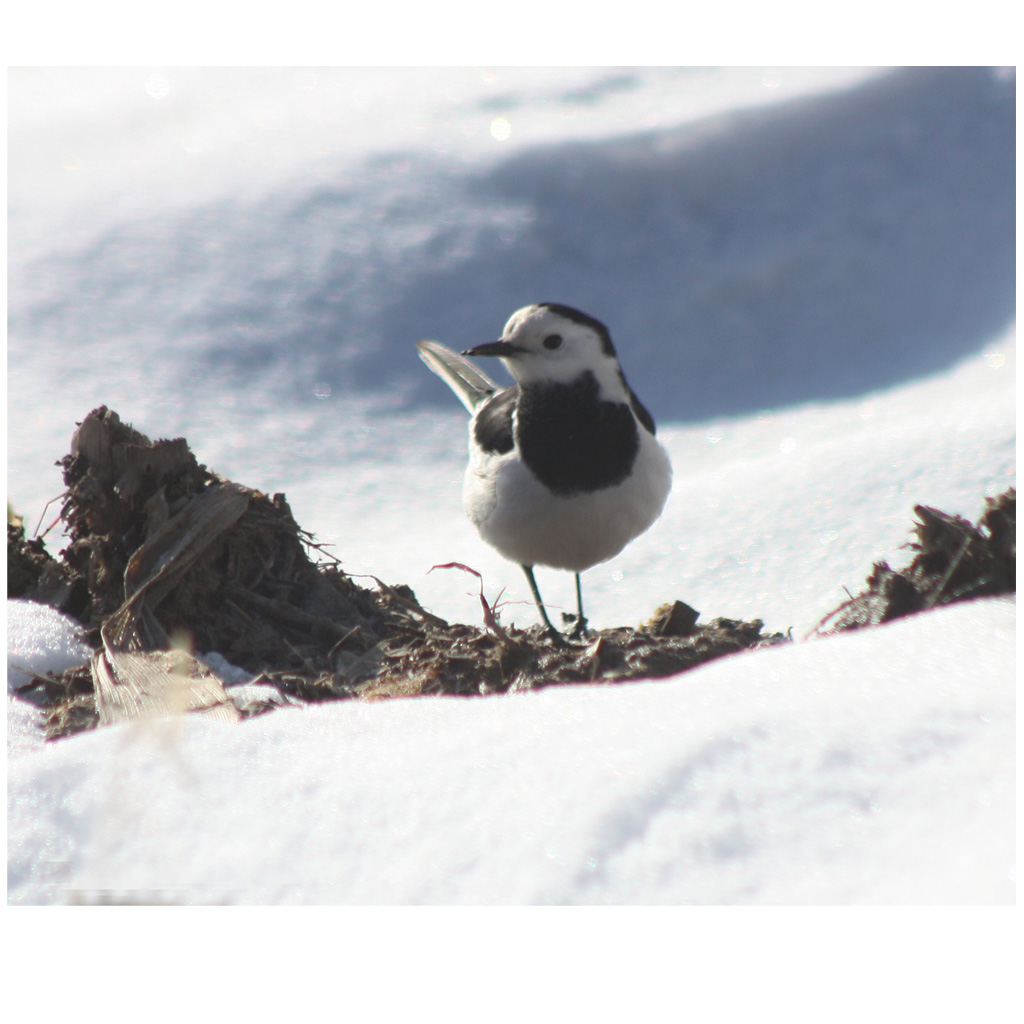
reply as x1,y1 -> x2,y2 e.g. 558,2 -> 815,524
6,67 -> 1015,905
8,600 -> 1014,905
6,601 -> 91,759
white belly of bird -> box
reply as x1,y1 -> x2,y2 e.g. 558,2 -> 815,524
463,431 -> 672,572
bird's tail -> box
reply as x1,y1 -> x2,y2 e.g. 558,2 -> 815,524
417,340 -> 500,413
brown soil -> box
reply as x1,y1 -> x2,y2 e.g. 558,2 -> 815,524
813,490 -> 1015,634
7,407 -> 1014,739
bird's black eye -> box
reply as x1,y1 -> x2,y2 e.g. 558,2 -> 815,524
542,334 -> 563,350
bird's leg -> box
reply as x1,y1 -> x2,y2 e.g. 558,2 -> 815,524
569,572 -> 589,638
521,565 -> 567,644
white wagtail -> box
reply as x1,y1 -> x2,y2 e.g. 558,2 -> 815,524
418,303 -> 672,640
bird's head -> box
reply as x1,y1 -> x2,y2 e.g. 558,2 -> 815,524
464,303 -> 626,393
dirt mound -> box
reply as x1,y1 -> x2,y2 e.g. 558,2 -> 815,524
814,489 -> 1015,634
357,612 -> 778,701
9,408 -> 789,738
8,408 -> 1014,740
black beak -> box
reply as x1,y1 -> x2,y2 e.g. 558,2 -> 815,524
462,340 -> 519,358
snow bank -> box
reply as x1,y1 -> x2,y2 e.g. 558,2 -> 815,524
8,598 -> 1013,905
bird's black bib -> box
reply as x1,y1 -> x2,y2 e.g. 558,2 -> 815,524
516,371 -> 639,497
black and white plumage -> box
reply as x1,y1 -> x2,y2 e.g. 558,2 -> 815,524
418,303 -> 672,639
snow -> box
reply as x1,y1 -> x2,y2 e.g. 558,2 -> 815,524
6,601 -> 91,758
6,600 -> 91,694
5,67 -> 1015,913
8,598 -> 1013,906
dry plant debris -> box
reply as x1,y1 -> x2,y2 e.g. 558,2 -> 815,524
359,611 -> 780,701
7,406 -> 1014,740
814,489 -> 1015,635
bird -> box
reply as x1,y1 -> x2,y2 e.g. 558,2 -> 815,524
417,303 -> 672,641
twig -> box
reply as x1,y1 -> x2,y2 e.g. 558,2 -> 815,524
223,584 -> 357,641
299,533 -> 343,565
347,572 -> 449,627
923,534 -> 974,609
34,491 -> 69,540
429,562 -> 517,644
8,664 -> 68,691
328,625 -> 364,659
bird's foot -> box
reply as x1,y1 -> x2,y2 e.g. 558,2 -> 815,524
537,614 -> 588,645
564,613 -> 589,640
542,625 -> 572,647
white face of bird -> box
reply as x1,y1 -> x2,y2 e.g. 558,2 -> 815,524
466,304 -> 629,396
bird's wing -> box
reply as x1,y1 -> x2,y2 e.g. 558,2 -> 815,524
417,340 -> 500,413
